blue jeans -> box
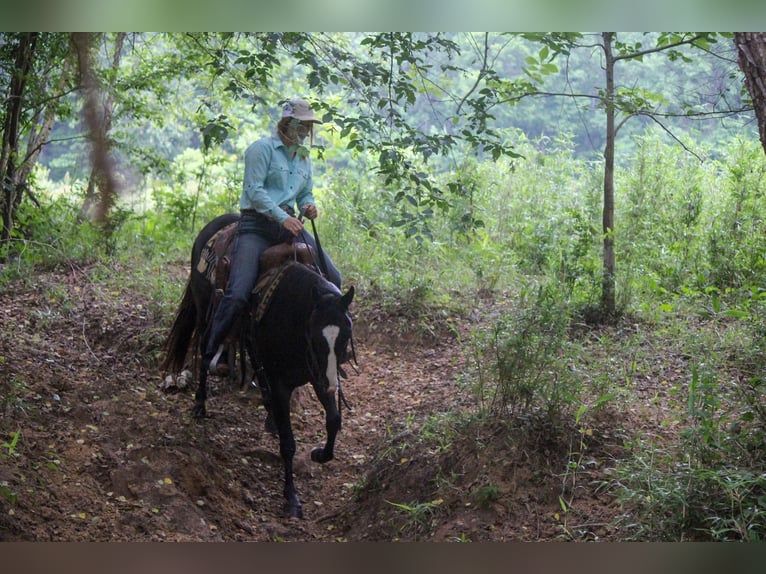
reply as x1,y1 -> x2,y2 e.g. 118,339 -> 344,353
204,212 -> 342,359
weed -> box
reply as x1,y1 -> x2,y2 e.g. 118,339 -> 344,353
453,532 -> 471,542
556,403 -> 601,540
0,377 -> 31,416
386,498 -> 444,536
420,412 -> 459,455
0,483 -> 16,505
467,280 -> 581,419
0,430 -> 20,459
471,483 -> 501,509
611,443 -> 766,541
0,431 -> 21,505
609,358 -> 766,541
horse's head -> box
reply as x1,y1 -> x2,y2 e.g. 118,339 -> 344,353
307,285 -> 354,395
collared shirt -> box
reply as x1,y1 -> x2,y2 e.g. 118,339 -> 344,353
239,135 -> 315,223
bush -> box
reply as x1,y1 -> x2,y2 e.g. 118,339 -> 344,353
467,280 -> 581,419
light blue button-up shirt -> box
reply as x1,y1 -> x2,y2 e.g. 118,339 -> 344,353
239,135 -> 315,223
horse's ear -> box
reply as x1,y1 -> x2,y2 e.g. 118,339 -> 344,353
340,285 -> 354,310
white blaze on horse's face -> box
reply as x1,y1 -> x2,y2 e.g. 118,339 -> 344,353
322,325 -> 341,394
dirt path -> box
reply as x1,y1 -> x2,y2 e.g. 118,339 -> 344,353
0,263 -> 471,541
0,264 -> 628,541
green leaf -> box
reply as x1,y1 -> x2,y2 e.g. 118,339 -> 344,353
722,309 -> 749,320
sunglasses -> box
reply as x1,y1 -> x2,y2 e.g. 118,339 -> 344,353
289,119 -> 313,130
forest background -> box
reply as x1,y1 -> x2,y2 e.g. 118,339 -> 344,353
3,32 -> 766,541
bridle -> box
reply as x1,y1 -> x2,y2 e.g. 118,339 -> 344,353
297,206 -> 358,372
297,208 -> 357,411
304,309 -> 355,413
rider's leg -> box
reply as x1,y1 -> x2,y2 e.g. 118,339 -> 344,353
204,230 -> 270,369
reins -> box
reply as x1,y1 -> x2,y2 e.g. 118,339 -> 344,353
297,207 -> 330,279
296,208 -> 358,413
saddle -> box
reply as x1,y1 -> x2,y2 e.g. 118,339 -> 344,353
196,221 -> 316,304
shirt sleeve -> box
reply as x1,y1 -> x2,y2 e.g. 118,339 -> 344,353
241,140 -> 286,222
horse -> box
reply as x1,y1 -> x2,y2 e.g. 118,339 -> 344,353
161,213 -> 355,518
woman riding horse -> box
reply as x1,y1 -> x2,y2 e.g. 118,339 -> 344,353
204,97 -> 342,374
162,213 -> 355,518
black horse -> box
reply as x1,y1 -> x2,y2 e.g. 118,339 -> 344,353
161,213 -> 355,518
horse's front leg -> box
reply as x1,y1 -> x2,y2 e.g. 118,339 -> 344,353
244,339 -> 277,435
310,387 -> 341,464
272,386 -> 302,518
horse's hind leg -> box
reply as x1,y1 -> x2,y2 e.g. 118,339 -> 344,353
193,365 -> 209,417
194,335 -> 211,417
272,385 -> 302,518
190,283 -> 213,418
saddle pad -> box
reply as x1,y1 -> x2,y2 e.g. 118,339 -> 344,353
196,222 -> 238,288
253,263 -> 290,323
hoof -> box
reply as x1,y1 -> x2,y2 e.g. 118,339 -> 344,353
192,404 -> 207,418
285,502 -> 303,519
311,446 -> 332,464
264,413 -> 277,436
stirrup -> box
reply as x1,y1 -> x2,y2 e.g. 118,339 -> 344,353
207,344 -> 229,376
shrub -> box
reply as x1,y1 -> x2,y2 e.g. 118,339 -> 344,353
467,280 -> 581,419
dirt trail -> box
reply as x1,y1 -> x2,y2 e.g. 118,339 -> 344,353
0,264 -> 625,541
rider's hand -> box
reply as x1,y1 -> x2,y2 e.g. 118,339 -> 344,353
301,204 -> 318,220
282,216 -> 304,236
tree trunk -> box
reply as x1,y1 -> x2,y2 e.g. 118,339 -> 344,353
77,33 -> 126,222
601,32 -> 617,319
17,52 -> 74,198
735,33 -> 766,157
71,32 -> 123,231
0,33 -> 39,246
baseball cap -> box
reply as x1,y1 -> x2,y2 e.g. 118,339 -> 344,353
282,98 -> 321,124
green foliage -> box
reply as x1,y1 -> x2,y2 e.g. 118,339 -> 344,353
608,322 -> 766,541
0,431 -> 20,504
613,432 -> 766,541
611,440 -> 766,541
0,430 -> 20,459
0,194 -> 103,281
385,498 -> 444,536
703,139 -> 766,290
467,280 -> 580,419
614,134 -> 766,308
2,32 -> 748,253
0,374 -> 30,416
471,483 -> 501,509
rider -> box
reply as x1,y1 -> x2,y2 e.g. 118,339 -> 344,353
204,97 -> 342,372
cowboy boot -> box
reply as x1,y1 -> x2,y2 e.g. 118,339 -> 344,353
204,295 -> 244,375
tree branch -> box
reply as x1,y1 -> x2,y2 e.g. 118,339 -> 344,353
495,90 -> 602,107
456,33 -> 490,116
613,33 -> 707,62
622,110 -> 705,161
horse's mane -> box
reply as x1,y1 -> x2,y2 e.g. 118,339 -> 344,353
266,263 -> 341,318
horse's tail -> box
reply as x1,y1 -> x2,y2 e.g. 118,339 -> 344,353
160,276 -> 197,375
